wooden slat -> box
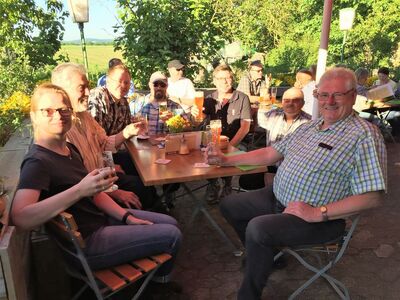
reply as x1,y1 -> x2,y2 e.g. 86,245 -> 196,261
151,253 -> 172,264
132,258 -> 157,272
114,264 -> 142,281
48,220 -> 85,248
94,269 -> 126,291
60,212 -> 78,230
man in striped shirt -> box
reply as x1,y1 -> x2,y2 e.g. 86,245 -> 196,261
209,68 -> 387,300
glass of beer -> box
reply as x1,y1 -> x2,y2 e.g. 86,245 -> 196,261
259,87 -> 269,103
210,119 -> 222,145
194,91 -> 204,121
270,87 -> 277,104
97,151 -> 118,192
159,101 -> 168,119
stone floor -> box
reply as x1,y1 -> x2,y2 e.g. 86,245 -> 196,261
166,140 -> 400,300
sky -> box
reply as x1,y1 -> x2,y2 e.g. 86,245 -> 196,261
35,0 -> 120,41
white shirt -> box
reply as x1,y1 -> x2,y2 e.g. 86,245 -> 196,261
167,77 -> 196,113
373,79 -> 397,92
302,81 -> 316,116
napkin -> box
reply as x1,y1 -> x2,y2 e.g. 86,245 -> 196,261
224,151 -> 265,171
155,159 -> 171,164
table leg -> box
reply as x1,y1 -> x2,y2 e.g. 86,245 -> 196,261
181,183 -> 243,256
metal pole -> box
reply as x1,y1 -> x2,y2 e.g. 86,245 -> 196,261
312,0 -> 333,120
78,22 -> 89,75
340,30 -> 348,63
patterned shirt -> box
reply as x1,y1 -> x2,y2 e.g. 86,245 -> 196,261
88,86 -> 131,136
237,72 -> 266,96
140,98 -> 187,135
273,113 -> 387,207
257,108 -> 311,147
66,111 -> 117,172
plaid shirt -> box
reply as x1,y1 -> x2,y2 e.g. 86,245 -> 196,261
140,98 -> 187,135
273,113 -> 387,207
237,72 -> 266,96
88,86 -> 131,136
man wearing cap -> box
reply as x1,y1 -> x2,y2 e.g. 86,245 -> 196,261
140,71 -> 188,136
167,59 -> 196,114
237,60 -> 267,103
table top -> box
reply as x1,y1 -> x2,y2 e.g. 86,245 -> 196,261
125,138 -> 266,186
362,99 -> 400,113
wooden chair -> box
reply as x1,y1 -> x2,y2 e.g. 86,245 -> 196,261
48,212 -> 172,300
274,215 -> 360,299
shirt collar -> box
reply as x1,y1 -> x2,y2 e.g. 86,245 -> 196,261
315,113 -> 355,132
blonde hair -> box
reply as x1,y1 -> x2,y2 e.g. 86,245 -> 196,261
213,64 -> 234,80
107,64 -> 131,77
30,83 -> 72,140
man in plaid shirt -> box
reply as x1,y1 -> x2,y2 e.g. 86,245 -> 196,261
140,71 -> 188,136
237,60 -> 267,103
208,68 -> 387,300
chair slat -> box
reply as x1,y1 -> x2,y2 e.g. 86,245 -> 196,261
132,258 -> 158,272
151,253 -> 172,264
94,269 -> 126,291
114,264 -> 142,282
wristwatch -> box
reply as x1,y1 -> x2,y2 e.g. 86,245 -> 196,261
320,205 -> 328,221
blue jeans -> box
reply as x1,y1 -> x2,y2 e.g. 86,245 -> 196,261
220,187 -> 345,300
84,210 -> 181,278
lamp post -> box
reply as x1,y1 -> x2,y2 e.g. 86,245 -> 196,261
67,0 -> 89,73
339,8 -> 355,63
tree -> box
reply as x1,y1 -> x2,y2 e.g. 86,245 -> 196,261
0,0 -> 66,98
115,0 -> 225,88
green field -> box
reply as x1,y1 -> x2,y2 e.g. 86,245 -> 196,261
57,44 -> 123,75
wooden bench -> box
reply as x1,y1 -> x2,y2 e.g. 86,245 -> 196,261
49,212 -> 171,300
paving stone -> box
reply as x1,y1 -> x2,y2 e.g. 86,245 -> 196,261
374,244 -> 395,258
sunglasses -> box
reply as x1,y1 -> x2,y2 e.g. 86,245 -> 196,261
153,81 -> 167,88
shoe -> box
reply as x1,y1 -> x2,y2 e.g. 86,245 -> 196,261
206,181 -> 221,205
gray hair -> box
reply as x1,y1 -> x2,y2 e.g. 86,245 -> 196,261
319,67 -> 357,90
51,63 -> 87,87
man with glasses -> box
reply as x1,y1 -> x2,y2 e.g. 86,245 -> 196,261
167,59 -> 196,114
192,64 -> 252,204
237,60 -> 267,102
208,68 -> 386,300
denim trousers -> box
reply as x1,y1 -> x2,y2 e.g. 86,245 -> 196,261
84,209 -> 181,279
219,186 -> 345,300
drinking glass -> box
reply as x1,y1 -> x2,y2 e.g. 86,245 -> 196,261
270,87 -> 277,104
210,119 -> 222,145
137,114 -> 148,135
194,91 -> 204,121
207,142 -> 221,165
259,87 -> 269,103
159,101 -> 168,118
97,151 -> 118,192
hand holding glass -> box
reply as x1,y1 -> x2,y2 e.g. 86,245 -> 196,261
97,151 -> 118,192
270,87 -> 277,104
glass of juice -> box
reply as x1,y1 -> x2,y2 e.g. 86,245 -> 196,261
270,87 -> 277,104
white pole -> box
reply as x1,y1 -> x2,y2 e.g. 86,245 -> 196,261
313,0 -> 333,120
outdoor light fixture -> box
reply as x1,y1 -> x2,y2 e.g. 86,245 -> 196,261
67,0 -> 89,72
339,8 -> 356,63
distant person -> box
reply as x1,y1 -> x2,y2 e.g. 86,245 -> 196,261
294,69 -> 315,115
355,68 -> 369,97
309,64 -> 317,81
237,60 -> 267,103
372,67 -> 397,92
97,58 -> 135,96
167,59 -> 196,114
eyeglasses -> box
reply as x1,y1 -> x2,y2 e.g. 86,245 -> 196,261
153,81 -> 167,88
39,107 -> 73,117
282,98 -> 303,103
215,77 -> 233,82
313,89 -> 354,101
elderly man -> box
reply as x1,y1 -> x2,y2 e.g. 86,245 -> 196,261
237,60 -> 267,103
294,68 -> 316,115
240,87 -> 311,190
192,64 -> 252,203
52,63 -> 161,211
167,59 -> 196,114
208,67 -> 386,300
140,71 -> 188,136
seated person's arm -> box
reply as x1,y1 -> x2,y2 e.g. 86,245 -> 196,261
11,169 -> 116,230
169,95 -> 194,107
229,119 -> 251,146
284,191 -> 383,223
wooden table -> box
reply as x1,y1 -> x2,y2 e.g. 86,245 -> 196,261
125,137 -> 266,254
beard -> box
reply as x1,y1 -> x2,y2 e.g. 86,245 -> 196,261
154,91 -> 165,100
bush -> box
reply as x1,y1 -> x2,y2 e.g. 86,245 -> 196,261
0,91 -> 31,146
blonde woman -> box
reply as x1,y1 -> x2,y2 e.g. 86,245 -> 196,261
11,83 -> 182,297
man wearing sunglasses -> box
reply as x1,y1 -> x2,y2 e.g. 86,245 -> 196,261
167,59 -> 196,114
207,67 -> 386,300
237,60 -> 268,103
140,71 -> 188,136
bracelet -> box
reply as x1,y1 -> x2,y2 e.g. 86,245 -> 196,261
121,211 -> 134,224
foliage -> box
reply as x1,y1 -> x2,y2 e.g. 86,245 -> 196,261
115,0 -> 225,89
0,91 -> 30,145
166,115 -> 191,133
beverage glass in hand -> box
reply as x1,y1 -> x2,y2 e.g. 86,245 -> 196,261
259,87 -> 269,103
159,101 -> 168,119
97,151 -> 118,192
270,87 -> 277,104
194,91 -> 204,121
137,114 -> 148,135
